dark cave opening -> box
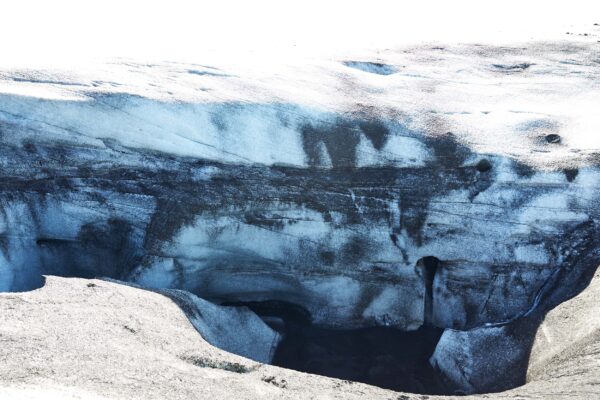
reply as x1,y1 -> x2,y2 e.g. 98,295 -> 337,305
224,300 -> 447,395
416,256 -> 440,326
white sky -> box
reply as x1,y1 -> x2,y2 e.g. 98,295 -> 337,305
0,0 -> 598,65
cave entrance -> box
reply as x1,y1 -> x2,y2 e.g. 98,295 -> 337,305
224,300 -> 446,395
416,256 -> 441,326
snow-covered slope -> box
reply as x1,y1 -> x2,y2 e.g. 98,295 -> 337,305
1,41 -> 599,168
2,275 -> 600,399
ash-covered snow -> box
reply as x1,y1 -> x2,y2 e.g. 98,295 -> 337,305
1,42 -> 598,169
104,279 -> 281,364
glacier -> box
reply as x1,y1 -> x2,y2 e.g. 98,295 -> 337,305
1,40 -> 600,394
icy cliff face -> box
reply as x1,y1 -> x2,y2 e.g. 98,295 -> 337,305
1,41 -> 600,393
